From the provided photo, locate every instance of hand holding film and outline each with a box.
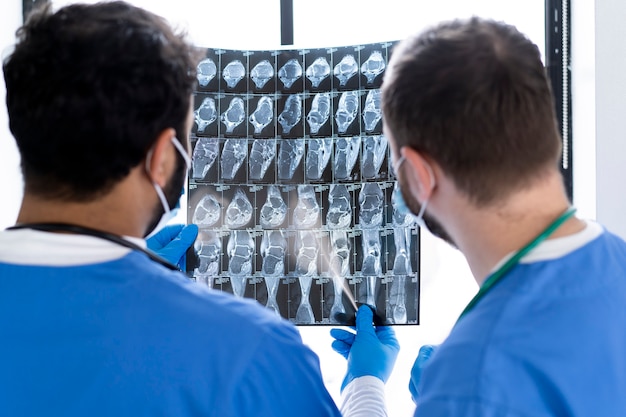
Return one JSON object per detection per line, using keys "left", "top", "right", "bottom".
{"left": 330, "top": 305, "right": 400, "bottom": 391}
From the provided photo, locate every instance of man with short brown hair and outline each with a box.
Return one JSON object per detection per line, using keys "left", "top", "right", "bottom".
{"left": 337, "top": 17, "right": 626, "bottom": 416}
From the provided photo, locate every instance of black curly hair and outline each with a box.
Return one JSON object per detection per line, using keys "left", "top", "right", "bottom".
{"left": 3, "top": 1, "right": 198, "bottom": 201}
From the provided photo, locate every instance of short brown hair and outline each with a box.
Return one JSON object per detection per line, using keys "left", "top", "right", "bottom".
{"left": 382, "top": 17, "right": 562, "bottom": 205}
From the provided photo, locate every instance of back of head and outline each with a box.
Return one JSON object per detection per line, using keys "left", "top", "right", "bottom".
{"left": 3, "top": 1, "right": 198, "bottom": 201}
{"left": 382, "top": 17, "right": 562, "bottom": 206}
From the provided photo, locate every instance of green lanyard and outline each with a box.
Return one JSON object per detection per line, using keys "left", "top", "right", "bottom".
{"left": 457, "top": 207, "right": 577, "bottom": 322}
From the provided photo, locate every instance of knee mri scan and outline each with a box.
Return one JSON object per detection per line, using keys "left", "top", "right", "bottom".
{"left": 187, "top": 42, "right": 419, "bottom": 325}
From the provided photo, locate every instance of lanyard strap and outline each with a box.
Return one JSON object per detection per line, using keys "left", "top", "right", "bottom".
{"left": 457, "top": 207, "right": 577, "bottom": 322}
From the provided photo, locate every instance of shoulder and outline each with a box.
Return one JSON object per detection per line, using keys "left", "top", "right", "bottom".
{"left": 593, "top": 225, "right": 626, "bottom": 256}
{"left": 418, "top": 225, "right": 626, "bottom": 416}
{"left": 120, "top": 253, "right": 325, "bottom": 379}
{"left": 417, "top": 331, "right": 547, "bottom": 416}
{"left": 114, "top": 254, "right": 343, "bottom": 415}
{"left": 120, "top": 251, "right": 296, "bottom": 337}
{"left": 160, "top": 275, "right": 341, "bottom": 416}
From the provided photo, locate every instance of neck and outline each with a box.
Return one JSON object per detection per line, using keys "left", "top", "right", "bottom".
{"left": 15, "top": 166, "right": 157, "bottom": 238}
{"left": 439, "top": 171, "right": 585, "bottom": 285}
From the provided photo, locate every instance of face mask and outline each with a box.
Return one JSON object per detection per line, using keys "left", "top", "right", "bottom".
{"left": 145, "top": 137, "right": 191, "bottom": 238}
{"left": 392, "top": 155, "right": 435, "bottom": 234}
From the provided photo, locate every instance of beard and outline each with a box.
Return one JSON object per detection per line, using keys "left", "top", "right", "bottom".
{"left": 398, "top": 177, "right": 457, "bottom": 248}
{"left": 144, "top": 152, "right": 187, "bottom": 237}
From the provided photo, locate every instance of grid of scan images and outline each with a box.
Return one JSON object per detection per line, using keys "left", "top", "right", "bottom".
{"left": 186, "top": 41, "right": 420, "bottom": 325}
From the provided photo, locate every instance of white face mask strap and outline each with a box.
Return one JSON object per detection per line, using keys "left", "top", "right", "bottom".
{"left": 423, "top": 162, "right": 436, "bottom": 193}
{"left": 393, "top": 154, "right": 436, "bottom": 197}
{"left": 416, "top": 195, "right": 429, "bottom": 219}
{"left": 416, "top": 163, "right": 436, "bottom": 218}
{"left": 145, "top": 136, "right": 191, "bottom": 174}
{"left": 145, "top": 147, "right": 155, "bottom": 177}
{"left": 392, "top": 155, "right": 406, "bottom": 175}
{"left": 153, "top": 181, "right": 170, "bottom": 215}
{"left": 144, "top": 140, "right": 179, "bottom": 216}
{"left": 142, "top": 136, "right": 190, "bottom": 238}
{"left": 171, "top": 136, "right": 191, "bottom": 171}
{"left": 393, "top": 153, "right": 437, "bottom": 228}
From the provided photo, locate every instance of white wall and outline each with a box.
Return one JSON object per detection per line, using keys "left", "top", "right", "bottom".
{"left": 0, "top": 1, "right": 23, "bottom": 229}
{"left": 571, "top": 0, "right": 596, "bottom": 221}
{"left": 293, "top": 0, "right": 545, "bottom": 55}
{"left": 595, "top": 0, "right": 626, "bottom": 240}
{"left": 52, "top": 0, "right": 281, "bottom": 49}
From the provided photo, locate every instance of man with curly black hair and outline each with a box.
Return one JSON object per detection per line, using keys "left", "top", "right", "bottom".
{"left": 0, "top": 3, "right": 368, "bottom": 415}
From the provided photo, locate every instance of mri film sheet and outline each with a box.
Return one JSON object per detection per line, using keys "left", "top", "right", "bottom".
{"left": 187, "top": 41, "right": 419, "bottom": 325}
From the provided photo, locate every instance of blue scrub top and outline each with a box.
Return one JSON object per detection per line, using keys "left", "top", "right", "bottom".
{"left": 415, "top": 229, "right": 626, "bottom": 416}
{"left": 0, "top": 250, "right": 341, "bottom": 417}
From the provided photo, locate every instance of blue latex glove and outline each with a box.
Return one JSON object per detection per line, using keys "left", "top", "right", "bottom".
{"left": 146, "top": 224, "right": 198, "bottom": 270}
{"left": 409, "top": 344, "right": 437, "bottom": 404}
{"left": 330, "top": 305, "right": 400, "bottom": 391}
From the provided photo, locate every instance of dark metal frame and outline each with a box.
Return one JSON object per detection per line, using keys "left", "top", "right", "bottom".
{"left": 23, "top": 0, "right": 48, "bottom": 22}
{"left": 280, "top": 0, "right": 294, "bottom": 46}
{"left": 545, "top": 0, "right": 573, "bottom": 200}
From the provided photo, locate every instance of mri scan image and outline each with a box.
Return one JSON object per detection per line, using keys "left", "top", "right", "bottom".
{"left": 194, "top": 97, "right": 218, "bottom": 135}
{"left": 305, "top": 56, "right": 331, "bottom": 89}
{"left": 249, "top": 96, "right": 274, "bottom": 135}
{"left": 188, "top": 41, "right": 418, "bottom": 326}
{"left": 192, "top": 137, "right": 219, "bottom": 180}
{"left": 197, "top": 51, "right": 220, "bottom": 91}
{"left": 249, "top": 138, "right": 276, "bottom": 180}
{"left": 221, "top": 97, "right": 246, "bottom": 135}
{"left": 250, "top": 60, "right": 274, "bottom": 89}
{"left": 278, "top": 94, "right": 303, "bottom": 136}
{"left": 361, "top": 50, "right": 386, "bottom": 85}
{"left": 278, "top": 58, "right": 303, "bottom": 89}
{"left": 223, "top": 60, "right": 246, "bottom": 89}
{"left": 334, "top": 54, "right": 359, "bottom": 87}
{"left": 306, "top": 93, "right": 331, "bottom": 135}
{"left": 197, "top": 58, "right": 217, "bottom": 87}
{"left": 335, "top": 91, "right": 360, "bottom": 134}
{"left": 221, "top": 138, "right": 247, "bottom": 180}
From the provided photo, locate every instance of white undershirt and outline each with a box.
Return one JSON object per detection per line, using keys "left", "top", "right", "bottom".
{"left": 0, "top": 229, "right": 145, "bottom": 266}
{"left": 490, "top": 219, "right": 603, "bottom": 273}
{"left": 341, "top": 376, "right": 388, "bottom": 417}
{"left": 519, "top": 219, "right": 603, "bottom": 262}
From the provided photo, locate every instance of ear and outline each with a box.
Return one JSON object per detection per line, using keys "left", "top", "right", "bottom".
{"left": 145, "top": 128, "right": 176, "bottom": 188}
{"left": 400, "top": 146, "right": 436, "bottom": 202}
